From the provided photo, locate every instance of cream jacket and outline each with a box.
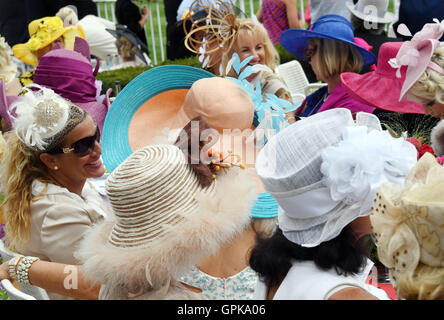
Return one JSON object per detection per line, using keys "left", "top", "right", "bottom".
{"left": 20, "top": 179, "right": 110, "bottom": 265}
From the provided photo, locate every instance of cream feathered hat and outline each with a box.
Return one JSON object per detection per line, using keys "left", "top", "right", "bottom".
{"left": 76, "top": 141, "right": 257, "bottom": 299}
{"left": 370, "top": 152, "right": 444, "bottom": 297}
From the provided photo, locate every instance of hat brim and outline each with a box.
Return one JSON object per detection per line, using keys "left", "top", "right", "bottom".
{"left": 12, "top": 25, "right": 84, "bottom": 66}
{"left": 106, "top": 26, "right": 148, "bottom": 65}
{"left": 341, "top": 71, "right": 424, "bottom": 114}
{"left": 280, "top": 28, "right": 377, "bottom": 66}
{"left": 345, "top": 1, "right": 396, "bottom": 24}
{"left": 101, "top": 65, "right": 215, "bottom": 173}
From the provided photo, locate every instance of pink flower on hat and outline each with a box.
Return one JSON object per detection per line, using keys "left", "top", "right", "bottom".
{"left": 437, "top": 155, "right": 444, "bottom": 165}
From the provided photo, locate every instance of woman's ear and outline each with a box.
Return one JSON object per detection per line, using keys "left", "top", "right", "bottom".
{"left": 39, "top": 153, "right": 59, "bottom": 171}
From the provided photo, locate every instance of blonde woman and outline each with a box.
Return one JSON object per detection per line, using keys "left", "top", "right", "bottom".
{"left": 388, "top": 20, "right": 444, "bottom": 157}
{"left": 184, "top": 1, "right": 292, "bottom": 101}
{"left": 0, "top": 86, "right": 109, "bottom": 296}
{"left": 280, "top": 14, "right": 376, "bottom": 118}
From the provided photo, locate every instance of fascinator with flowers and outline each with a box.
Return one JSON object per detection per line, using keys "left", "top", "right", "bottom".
{"left": 256, "top": 108, "right": 418, "bottom": 247}
{"left": 12, "top": 16, "right": 85, "bottom": 66}
{"left": 8, "top": 84, "right": 86, "bottom": 152}
{"left": 370, "top": 153, "right": 444, "bottom": 299}
{"left": 388, "top": 19, "right": 444, "bottom": 101}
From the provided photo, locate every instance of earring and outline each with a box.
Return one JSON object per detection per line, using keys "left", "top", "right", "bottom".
{"left": 54, "top": 166, "right": 59, "bottom": 170}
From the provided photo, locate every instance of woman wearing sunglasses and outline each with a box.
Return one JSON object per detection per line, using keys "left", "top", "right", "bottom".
{"left": 280, "top": 14, "right": 377, "bottom": 119}
{"left": 1, "top": 85, "right": 109, "bottom": 298}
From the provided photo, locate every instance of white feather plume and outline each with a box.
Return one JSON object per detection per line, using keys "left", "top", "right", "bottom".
{"left": 9, "top": 84, "right": 71, "bottom": 151}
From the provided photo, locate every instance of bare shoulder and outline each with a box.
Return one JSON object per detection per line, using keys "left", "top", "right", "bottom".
{"left": 328, "top": 287, "right": 379, "bottom": 300}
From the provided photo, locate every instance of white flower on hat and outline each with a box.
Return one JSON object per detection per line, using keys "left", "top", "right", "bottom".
{"left": 9, "top": 84, "right": 70, "bottom": 151}
{"left": 321, "top": 126, "right": 417, "bottom": 206}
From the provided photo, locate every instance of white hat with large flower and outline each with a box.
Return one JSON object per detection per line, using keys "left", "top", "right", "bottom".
{"left": 255, "top": 108, "right": 418, "bottom": 247}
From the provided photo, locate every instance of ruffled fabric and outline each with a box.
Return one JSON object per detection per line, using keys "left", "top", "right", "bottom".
{"left": 321, "top": 126, "right": 417, "bottom": 206}
{"left": 370, "top": 153, "right": 444, "bottom": 286}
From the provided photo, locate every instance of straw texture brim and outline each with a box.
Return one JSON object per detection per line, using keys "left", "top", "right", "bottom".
{"left": 101, "top": 65, "right": 214, "bottom": 173}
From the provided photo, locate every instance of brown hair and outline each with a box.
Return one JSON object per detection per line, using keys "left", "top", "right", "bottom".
{"left": 309, "top": 38, "right": 363, "bottom": 80}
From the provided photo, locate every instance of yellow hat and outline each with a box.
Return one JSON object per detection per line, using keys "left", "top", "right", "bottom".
{"left": 12, "top": 16, "right": 85, "bottom": 66}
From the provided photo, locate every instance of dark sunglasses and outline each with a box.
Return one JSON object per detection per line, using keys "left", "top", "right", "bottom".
{"left": 47, "top": 127, "right": 100, "bottom": 157}
{"left": 304, "top": 44, "right": 318, "bottom": 62}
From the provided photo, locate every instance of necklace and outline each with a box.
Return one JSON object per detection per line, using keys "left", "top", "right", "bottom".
{"left": 306, "top": 91, "right": 329, "bottom": 117}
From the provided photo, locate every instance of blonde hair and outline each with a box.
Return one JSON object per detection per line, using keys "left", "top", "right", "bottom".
{"left": 252, "top": 217, "right": 278, "bottom": 239}
{"left": 394, "top": 265, "right": 444, "bottom": 300}
{"left": 0, "top": 135, "right": 53, "bottom": 250}
{"left": 310, "top": 38, "right": 363, "bottom": 80}
{"left": 407, "top": 47, "right": 444, "bottom": 105}
{"left": 116, "top": 36, "right": 138, "bottom": 61}
{"left": 184, "top": 1, "right": 279, "bottom": 76}
{"left": 221, "top": 18, "right": 280, "bottom": 75}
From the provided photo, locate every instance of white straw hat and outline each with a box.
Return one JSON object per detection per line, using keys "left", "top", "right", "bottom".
{"left": 76, "top": 143, "right": 257, "bottom": 298}
{"left": 346, "top": 0, "right": 396, "bottom": 24}
{"left": 256, "top": 108, "right": 418, "bottom": 247}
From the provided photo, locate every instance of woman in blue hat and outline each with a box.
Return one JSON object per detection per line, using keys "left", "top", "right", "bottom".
{"left": 280, "top": 14, "right": 377, "bottom": 119}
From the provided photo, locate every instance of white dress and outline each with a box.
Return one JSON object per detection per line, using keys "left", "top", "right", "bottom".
{"left": 254, "top": 258, "right": 391, "bottom": 300}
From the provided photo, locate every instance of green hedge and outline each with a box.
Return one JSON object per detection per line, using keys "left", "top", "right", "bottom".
{"left": 96, "top": 56, "right": 202, "bottom": 94}
{"left": 97, "top": 46, "right": 318, "bottom": 94}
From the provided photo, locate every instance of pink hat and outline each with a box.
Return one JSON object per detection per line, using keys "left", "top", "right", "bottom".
{"left": 341, "top": 41, "right": 424, "bottom": 114}
{"left": 388, "top": 20, "right": 444, "bottom": 101}
{"left": 0, "top": 78, "right": 20, "bottom": 126}
{"left": 33, "top": 37, "right": 111, "bottom": 133}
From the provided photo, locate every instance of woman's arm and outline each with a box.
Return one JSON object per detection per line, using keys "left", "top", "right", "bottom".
{"left": 256, "top": 7, "right": 263, "bottom": 22}
{"left": 329, "top": 287, "right": 379, "bottom": 300}
{"left": 282, "top": 0, "right": 304, "bottom": 29}
{"left": 0, "top": 258, "right": 100, "bottom": 300}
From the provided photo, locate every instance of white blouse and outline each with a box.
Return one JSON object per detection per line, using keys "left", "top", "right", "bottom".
{"left": 254, "top": 258, "right": 391, "bottom": 300}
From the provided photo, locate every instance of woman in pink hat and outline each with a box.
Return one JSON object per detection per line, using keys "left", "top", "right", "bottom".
{"left": 385, "top": 20, "right": 444, "bottom": 157}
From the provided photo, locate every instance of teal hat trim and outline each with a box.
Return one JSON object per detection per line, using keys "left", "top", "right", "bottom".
{"left": 101, "top": 65, "right": 214, "bottom": 173}
{"left": 250, "top": 192, "right": 278, "bottom": 219}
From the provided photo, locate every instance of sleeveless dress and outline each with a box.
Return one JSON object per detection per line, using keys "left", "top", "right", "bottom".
{"left": 254, "top": 258, "right": 391, "bottom": 300}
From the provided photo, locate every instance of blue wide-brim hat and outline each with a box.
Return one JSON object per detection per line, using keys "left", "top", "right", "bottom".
{"left": 101, "top": 65, "right": 214, "bottom": 173}
{"left": 280, "top": 14, "right": 377, "bottom": 66}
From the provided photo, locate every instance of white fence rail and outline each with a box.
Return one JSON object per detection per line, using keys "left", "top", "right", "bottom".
{"left": 93, "top": 0, "right": 305, "bottom": 65}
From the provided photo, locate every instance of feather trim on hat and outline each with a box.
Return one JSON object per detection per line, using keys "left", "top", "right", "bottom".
{"left": 75, "top": 167, "right": 257, "bottom": 298}
{"left": 431, "top": 120, "right": 444, "bottom": 156}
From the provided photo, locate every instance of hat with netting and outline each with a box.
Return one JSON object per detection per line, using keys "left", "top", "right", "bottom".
{"left": 255, "top": 108, "right": 418, "bottom": 247}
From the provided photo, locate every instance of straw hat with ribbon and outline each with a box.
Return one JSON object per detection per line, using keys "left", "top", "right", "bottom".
{"left": 12, "top": 16, "right": 85, "bottom": 66}
{"left": 76, "top": 141, "right": 258, "bottom": 299}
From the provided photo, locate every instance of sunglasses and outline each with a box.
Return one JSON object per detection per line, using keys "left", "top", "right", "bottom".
{"left": 304, "top": 44, "right": 318, "bottom": 62}
{"left": 48, "top": 127, "right": 100, "bottom": 157}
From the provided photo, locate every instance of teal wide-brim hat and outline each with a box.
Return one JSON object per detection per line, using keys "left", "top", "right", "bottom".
{"left": 101, "top": 65, "right": 215, "bottom": 173}
{"left": 280, "top": 14, "right": 377, "bottom": 66}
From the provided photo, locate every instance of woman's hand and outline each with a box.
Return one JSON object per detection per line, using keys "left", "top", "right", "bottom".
{"left": 0, "top": 259, "right": 11, "bottom": 281}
